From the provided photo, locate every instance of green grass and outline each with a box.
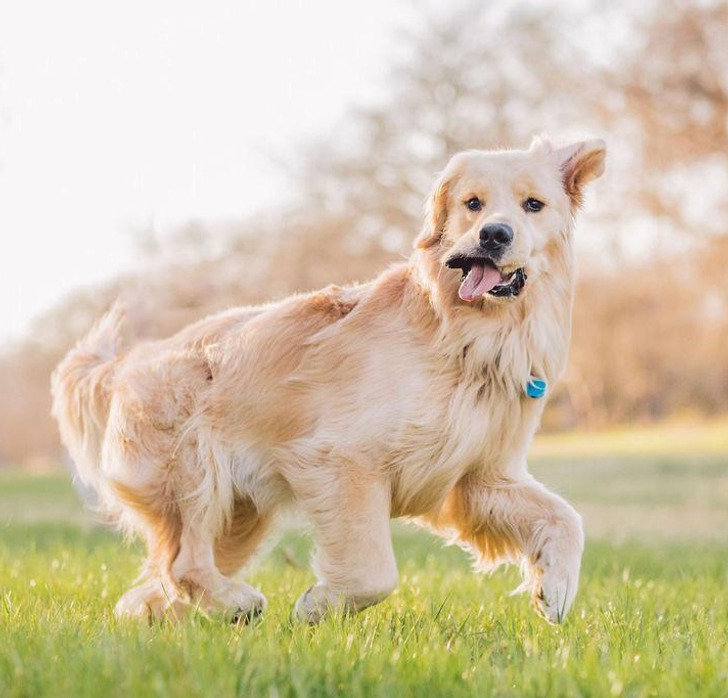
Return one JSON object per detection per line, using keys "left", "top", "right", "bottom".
{"left": 2, "top": 444, "right": 728, "bottom": 697}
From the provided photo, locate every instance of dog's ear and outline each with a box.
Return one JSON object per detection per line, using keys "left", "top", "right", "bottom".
{"left": 414, "top": 167, "right": 454, "bottom": 249}
{"left": 415, "top": 172, "right": 450, "bottom": 250}
{"left": 553, "top": 139, "right": 606, "bottom": 207}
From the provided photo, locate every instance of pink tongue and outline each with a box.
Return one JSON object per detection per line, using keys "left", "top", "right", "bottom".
{"left": 458, "top": 262, "right": 504, "bottom": 301}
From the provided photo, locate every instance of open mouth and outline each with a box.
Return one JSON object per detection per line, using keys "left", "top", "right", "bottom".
{"left": 445, "top": 255, "right": 527, "bottom": 302}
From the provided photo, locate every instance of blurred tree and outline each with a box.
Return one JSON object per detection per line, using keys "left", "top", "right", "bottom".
{"left": 597, "top": 0, "right": 728, "bottom": 243}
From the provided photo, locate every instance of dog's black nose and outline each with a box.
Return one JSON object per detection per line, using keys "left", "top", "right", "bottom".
{"left": 479, "top": 224, "right": 513, "bottom": 253}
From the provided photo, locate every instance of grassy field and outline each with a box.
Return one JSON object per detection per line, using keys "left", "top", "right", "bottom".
{"left": 2, "top": 426, "right": 728, "bottom": 697}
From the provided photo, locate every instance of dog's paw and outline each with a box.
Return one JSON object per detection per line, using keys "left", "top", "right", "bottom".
{"left": 189, "top": 581, "right": 267, "bottom": 622}
{"left": 526, "top": 529, "right": 583, "bottom": 624}
{"left": 293, "top": 584, "right": 333, "bottom": 624}
{"left": 114, "top": 578, "right": 175, "bottom": 621}
{"left": 222, "top": 588, "right": 267, "bottom": 624}
{"left": 231, "top": 603, "right": 264, "bottom": 625}
{"left": 530, "top": 563, "right": 579, "bottom": 624}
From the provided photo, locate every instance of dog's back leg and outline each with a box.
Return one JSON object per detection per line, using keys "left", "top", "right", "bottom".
{"left": 166, "top": 485, "right": 270, "bottom": 622}
{"left": 291, "top": 469, "right": 398, "bottom": 623}
{"left": 111, "top": 478, "right": 184, "bottom": 620}
{"left": 112, "top": 479, "right": 270, "bottom": 622}
{"left": 214, "top": 496, "right": 271, "bottom": 576}
{"left": 170, "top": 521, "right": 268, "bottom": 623}
{"left": 103, "top": 384, "right": 269, "bottom": 621}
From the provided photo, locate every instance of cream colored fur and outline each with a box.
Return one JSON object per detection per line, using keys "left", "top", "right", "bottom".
{"left": 51, "top": 136, "right": 605, "bottom": 624}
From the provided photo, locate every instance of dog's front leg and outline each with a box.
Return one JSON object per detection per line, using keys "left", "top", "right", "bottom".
{"left": 432, "top": 475, "right": 584, "bottom": 623}
{"left": 291, "top": 474, "right": 398, "bottom": 623}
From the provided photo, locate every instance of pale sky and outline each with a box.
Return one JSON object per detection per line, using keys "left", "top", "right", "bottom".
{"left": 0, "top": 0, "right": 412, "bottom": 345}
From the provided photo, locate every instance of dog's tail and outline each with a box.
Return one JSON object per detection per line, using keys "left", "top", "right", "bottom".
{"left": 51, "top": 301, "right": 127, "bottom": 495}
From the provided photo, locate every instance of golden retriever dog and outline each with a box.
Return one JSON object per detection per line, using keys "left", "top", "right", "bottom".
{"left": 51, "top": 136, "right": 605, "bottom": 624}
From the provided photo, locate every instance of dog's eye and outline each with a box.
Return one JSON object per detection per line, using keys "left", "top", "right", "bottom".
{"left": 523, "top": 198, "right": 545, "bottom": 213}
{"left": 465, "top": 197, "right": 482, "bottom": 212}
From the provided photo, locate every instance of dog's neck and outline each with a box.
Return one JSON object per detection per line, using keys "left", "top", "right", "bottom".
{"left": 411, "top": 239, "right": 575, "bottom": 398}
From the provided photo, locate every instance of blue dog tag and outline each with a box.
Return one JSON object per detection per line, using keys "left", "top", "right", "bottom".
{"left": 526, "top": 377, "right": 547, "bottom": 399}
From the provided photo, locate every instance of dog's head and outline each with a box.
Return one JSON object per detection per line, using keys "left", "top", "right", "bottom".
{"left": 415, "top": 137, "right": 606, "bottom": 305}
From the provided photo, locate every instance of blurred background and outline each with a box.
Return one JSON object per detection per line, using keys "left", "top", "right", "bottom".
{"left": 1, "top": 0, "right": 727, "bottom": 477}
{"left": 2, "top": 9, "right": 727, "bottom": 691}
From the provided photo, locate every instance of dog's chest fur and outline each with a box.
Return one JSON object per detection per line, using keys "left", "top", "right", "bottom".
{"left": 390, "top": 299, "right": 570, "bottom": 517}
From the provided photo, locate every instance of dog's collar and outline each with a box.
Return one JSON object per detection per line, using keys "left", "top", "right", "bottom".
{"left": 526, "top": 376, "right": 547, "bottom": 399}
